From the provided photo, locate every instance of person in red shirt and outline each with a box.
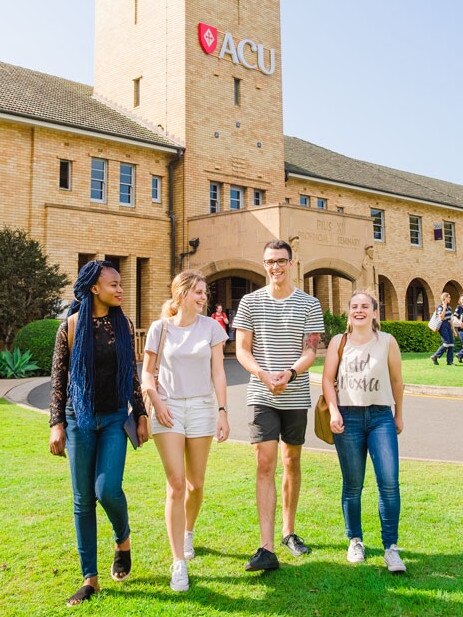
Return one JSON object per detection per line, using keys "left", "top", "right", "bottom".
{"left": 211, "top": 304, "right": 229, "bottom": 332}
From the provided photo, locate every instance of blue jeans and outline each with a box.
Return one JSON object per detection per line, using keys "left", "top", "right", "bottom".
{"left": 434, "top": 320, "right": 454, "bottom": 364}
{"left": 333, "top": 405, "right": 400, "bottom": 549}
{"left": 456, "top": 330, "right": 463, "bottom": 360}
{"left": 65, "top": 406, "right": 130, "bottom": 578}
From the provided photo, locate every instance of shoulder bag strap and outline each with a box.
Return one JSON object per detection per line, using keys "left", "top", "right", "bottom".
{"left": 67, "top": 312, "right": 78, "bottom": 352}
{"left": 334, "top": 333, "right": 347, "bottom": 382}
{"left": 154, "top": 319, "right": 168, "bottom": 377}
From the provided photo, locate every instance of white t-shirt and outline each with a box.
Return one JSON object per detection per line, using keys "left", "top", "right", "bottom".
{"left": 145, "top": 315, "right": 228, "bottom": 399}
{"left": 336, "top": 331, "right": 395, "bottom": 407}
{"left": 233, "top": 287, "right": 324, "bottom": 409}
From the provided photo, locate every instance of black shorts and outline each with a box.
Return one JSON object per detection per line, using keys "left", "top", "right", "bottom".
{"left": 248, "top": 405, "right": 308, "bottom": 445}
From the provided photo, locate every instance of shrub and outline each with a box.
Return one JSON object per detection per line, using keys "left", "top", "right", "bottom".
{"left": 13, "top": 319, "right": 61, "bottom": 375}
{"left": 0, "top": 348, "right": 39, "bottom": 378}
{"left": 321, "top": 310, "right": 347, "bottom": 346}
{"left": 380, "top": 321, "right": 441, "bottom": 352}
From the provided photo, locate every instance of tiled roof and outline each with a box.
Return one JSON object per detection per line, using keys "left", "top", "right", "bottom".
{"left": 284, "top": 136, "right": 463, "bottom": 210}
{"left": 0, "top": 62, "right": 179, "bottom": 150}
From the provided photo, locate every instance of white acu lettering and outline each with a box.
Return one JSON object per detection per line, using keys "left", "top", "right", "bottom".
{"left": 237, "top": 39, "right": 258, "bottom": 69}
{"left": 257, "top": 44, "right": 275, "bottom": 75}
{"left": 219, "top": 32, "right": 239, "bottom": 64}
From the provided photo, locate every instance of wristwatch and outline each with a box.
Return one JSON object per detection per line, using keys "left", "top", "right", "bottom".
{"left": 287, "top": 368, "right": 297, "bottom": 383}
{"left": 218, "top": 406, "right": 227, "bottom": 413}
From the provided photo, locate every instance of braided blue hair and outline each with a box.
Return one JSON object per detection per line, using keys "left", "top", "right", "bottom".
{"left": 68, "top": 260, "right": 133, "bottom": 429}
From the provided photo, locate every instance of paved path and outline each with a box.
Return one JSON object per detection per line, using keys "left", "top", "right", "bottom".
{"left": 2, "top": 359, "right": 462, "bottom": 463}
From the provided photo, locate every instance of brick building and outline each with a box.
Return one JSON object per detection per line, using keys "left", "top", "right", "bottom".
{"left": 1, "top": 0, "right": 462, "bottom": 336}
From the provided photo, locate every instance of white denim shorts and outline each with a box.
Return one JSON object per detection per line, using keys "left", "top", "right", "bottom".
{"left": 151, "top": 394, "right": 216, "bottom": 438}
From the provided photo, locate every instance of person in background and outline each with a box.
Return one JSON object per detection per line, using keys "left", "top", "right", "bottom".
{"left": 234, "top": 240, "right": 324, "bottom": 572}
{"left": 142, "top": 270, "right": 229, "bottom": 593}
{"left": 322, "top": 290, "right": 406, "bottom": 573}
{"left": 211, "top": 304, "right": 229, "bottom": 332}
{"left": 49, "top": 260, "right": 148, "bottom": 606}
{"left": 431, "top": 292, "right": 454, "bottom": 365}
{"left": 453, "top": 293, "right": 463, "bottom": 363}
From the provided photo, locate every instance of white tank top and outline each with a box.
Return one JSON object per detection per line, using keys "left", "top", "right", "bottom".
{"left": 336, "top": 331, "right": 395, "bottom": 407}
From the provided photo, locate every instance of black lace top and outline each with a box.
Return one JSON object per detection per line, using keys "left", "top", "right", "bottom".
{"left": 49, "top": 315, "right": 146, "bottom": 426}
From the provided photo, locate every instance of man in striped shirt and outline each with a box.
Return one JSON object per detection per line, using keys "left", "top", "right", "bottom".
{"left": 235, "top": 240, "right": 324, "bottom": 572}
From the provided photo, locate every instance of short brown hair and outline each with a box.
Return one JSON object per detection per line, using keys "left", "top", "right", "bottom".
{"left": 263, "top": 240, "right": 292, "bottom": 260}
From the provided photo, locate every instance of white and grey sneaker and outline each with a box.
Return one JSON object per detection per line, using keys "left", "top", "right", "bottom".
{"left": 384, "top": 544, "right": 406, "bottom": 573}
{"left": 170, "top": 559, "right": 189, "bottom": 591}
{"left": 347, "top": 538, "right": 365, "bottom": 563}
{"left": 184, "top": 531, "right": 195, "bottom": 561}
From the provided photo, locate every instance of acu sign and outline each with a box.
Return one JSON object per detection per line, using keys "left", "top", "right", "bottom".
{"left": 198, "top": 23, "right": 276, "bottom": 76}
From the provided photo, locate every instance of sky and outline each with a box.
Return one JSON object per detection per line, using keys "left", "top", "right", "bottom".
{"left": 1, "top": 0, "right": 462, "bottom": 185}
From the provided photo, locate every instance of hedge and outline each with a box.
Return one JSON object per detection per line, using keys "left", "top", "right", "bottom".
{"left": 13, "top": 319, "right": 61, "bottom": 375}
{"left": 322, "top": 311, "right": 448, "bottom": 353}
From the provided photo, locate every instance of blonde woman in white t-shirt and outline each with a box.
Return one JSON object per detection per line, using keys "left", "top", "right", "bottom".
{"left": 142, "top": 270, "right": 229, "bottom": 592}
{"left": 322, "top": 291, "right": 406, "bottom": 573}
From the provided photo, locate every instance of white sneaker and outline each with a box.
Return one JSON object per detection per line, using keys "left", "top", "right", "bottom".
{"left": 384, "top": 544, "right": 406, "bottom": 573}
{"left": 184, "top": 531, "right": 195, "bottom": 561}
{"left": 347, "top": 538, "right": 365, "bottom": 563}
{"left": 170, "top": 559, "right": 189, "bottom": 591}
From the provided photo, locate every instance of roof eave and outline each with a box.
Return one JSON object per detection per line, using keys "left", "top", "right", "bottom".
{"left": 286, "top": 169, "right": 463, "bottom": 212}
{"left": 0, "top": 110, "right": 182, "bottom": 154}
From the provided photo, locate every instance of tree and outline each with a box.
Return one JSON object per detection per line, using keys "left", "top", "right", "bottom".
{"left": 0, "top": 227, "right": 69, "bottom": 346}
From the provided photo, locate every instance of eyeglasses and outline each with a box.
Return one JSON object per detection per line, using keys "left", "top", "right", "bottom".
{"left": 263, "top": 258, "right": 290, "bottom": 267}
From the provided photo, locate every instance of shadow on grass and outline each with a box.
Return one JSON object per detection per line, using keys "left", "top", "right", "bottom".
{"left": 102, "top": 550, "right": 463, "bottom": 617}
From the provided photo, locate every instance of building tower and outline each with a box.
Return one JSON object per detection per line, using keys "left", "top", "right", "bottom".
{"left": 94, "top": 0, "right": 286, "bottom": 248}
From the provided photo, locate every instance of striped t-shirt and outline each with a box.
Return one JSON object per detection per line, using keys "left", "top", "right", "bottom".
{"left": 233, "top": 287, "right": 324, "bottom": 409}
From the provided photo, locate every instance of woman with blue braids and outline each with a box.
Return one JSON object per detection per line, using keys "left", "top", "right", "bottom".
{"left": 49, "top": 260, "right": 149, "bottom": 606}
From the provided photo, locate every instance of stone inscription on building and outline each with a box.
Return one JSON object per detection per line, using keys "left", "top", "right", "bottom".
{"left": 298, "top": 218, "right": 361, "bottom": 248}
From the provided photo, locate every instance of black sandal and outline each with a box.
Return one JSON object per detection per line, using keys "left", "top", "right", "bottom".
{"left": 111, "top": 549, "right": 131, "bottom": 582}
{"left": 66, "top": 584, "right": 97, "bottom": 606}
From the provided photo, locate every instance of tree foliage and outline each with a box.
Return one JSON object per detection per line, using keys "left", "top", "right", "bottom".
{"left": 0, "top": 227, "right": 69, "bottom": 346}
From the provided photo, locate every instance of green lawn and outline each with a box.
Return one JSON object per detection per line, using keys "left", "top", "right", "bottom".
{"left": 1, "top": 399, "right": 463, "bottom": 617}
{"left": 311, "top": 353, "right": 463, "bottom": 387}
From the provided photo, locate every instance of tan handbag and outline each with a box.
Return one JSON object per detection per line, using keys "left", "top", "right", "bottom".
{"left": 142, "top": 319, "right": 168, "bottom": 436}
{"left": 314, "top": 333, "right": 347, "bottom": 444}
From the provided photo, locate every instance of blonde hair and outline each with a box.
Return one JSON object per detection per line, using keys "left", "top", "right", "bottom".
{"left": 347, "top": 289, "right": 380, "bottom": 333}
{"left": 161, "top": 269, "right": 207, "bottom": 318}
{"left": 441, "top": 292, "right": 451, "bottom": 303}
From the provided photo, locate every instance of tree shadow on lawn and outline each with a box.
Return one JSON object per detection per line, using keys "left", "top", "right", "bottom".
{"left": 105, "top": 550, "right": 463, "bottom": 617}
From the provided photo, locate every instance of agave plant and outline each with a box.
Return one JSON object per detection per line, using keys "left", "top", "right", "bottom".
{"left": 0, "top": 348, "right": 39, "bottom": 378}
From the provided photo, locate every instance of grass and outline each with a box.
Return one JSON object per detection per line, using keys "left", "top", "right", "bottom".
{"left": 311, "top": 353, "right": 463, "bottom": 387}
{"left": 1, "top": 399, "right": 463, "bottom": 617}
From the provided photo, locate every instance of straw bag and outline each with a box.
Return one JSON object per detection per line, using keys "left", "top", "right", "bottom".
{"left": 314, "top": 333, "right": 347, "bottom": 445}
{"left": 142, "top": 319, "right": 168, "bottom": 437}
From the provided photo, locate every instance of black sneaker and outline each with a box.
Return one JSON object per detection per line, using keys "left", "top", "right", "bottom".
{"left": 245, "top": 547, "right": 280, "bottom": 571}
{"left": 458, "top": 356, "right": 463, "bottom": 363}
{"left": 431, "top": 356, "right": 439, "bottom": 365}
{"left": 282, "top": 533, "right": 311, "bottom": 557}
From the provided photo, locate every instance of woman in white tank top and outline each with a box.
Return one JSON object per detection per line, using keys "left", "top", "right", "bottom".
{"left": 322, "top": 291, "right": 406, "bottom": 573}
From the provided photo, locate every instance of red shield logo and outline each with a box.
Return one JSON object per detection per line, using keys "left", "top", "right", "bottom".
{"left": 198, "top": 23, "right": 218, "bottom": 54}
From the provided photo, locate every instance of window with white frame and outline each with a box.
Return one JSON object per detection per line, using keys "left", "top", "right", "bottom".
{"left": 230, "top": 185, "right": 244, "bottom": 210}
{"left": 444, "top": 221, "right": 455, "bottom": 250}
{"left": 151, "top": 175, "right": 162, "bottom": 203}
{"left": 120, "top": 163, "right": 135, "bottom": 206}
{"left": 370, "top": 208, "right": 385, "bottom": 241}
{"left": 210, "top": 182, "right": 221, "bottom": 213}
{"left": 317, "top": 197, "right": 327, "bottom": 209}
{"left": 59, "top": 160, "right": 71, "bottom": 190}
{"left": 254, "top": 189, "right": 264, "bottom": 206}
{"left": 409, "top": 215, "right": 422, "bottom": 246}
{"left": 90, "top": 158, "right": 107, "bottom": 202}
{"left": 299, "top": 195, "right": 310, "bottom": 207}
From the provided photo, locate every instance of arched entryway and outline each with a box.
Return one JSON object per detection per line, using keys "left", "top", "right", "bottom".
{"left": 305, "top": 259, "right": 358, "bottom": 315}
{"left": 378, "top": 275, "right": 399, "bottom": 321}
{"left": 406, "top": 278, "right": 432, "bottom": 321}
{"left": 443, "top": 280, "right": 463, "bottom": 308}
